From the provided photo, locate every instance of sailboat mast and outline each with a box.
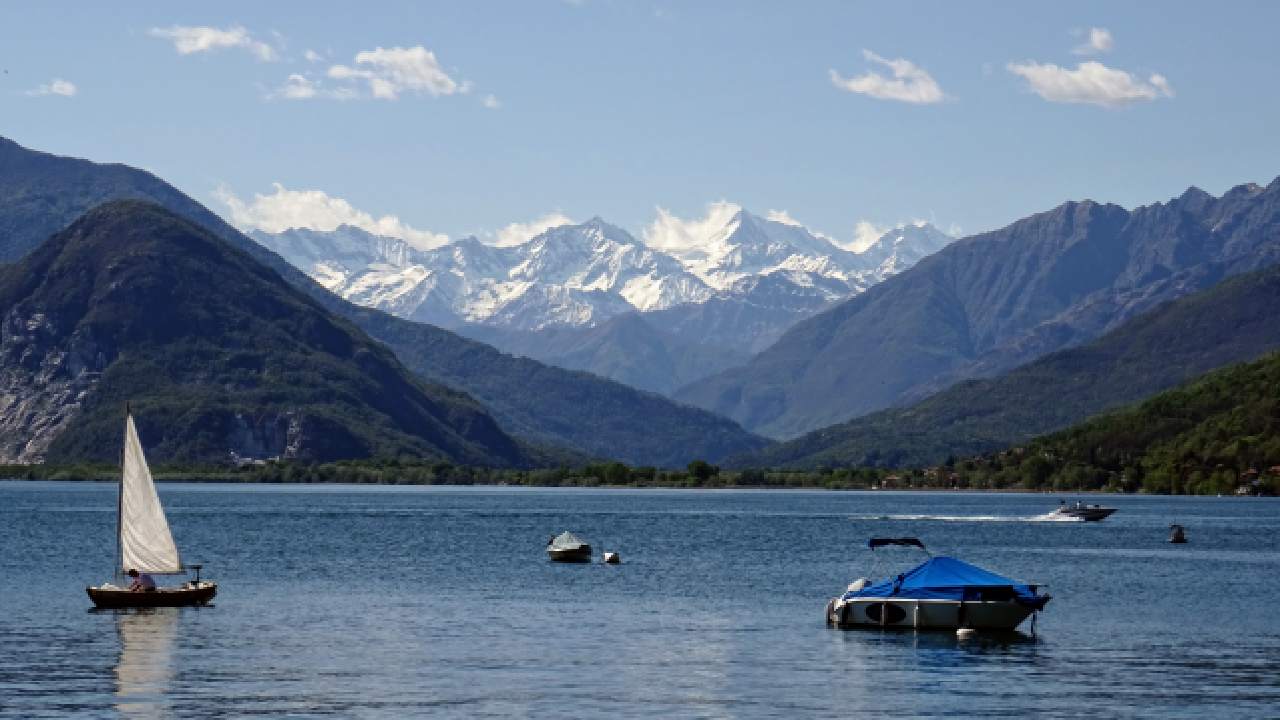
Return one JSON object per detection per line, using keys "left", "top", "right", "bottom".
{"left": 114, "top": 403, "right": 128, "bottom": 582}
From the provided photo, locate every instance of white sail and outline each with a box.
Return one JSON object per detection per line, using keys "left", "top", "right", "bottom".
{"left": 119, "top": 414, "right": 182, "bottom": 574}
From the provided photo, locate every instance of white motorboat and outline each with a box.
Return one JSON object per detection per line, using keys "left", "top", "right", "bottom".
{"left": 826, "top": 538, "right": 1050, "bottom": 631}
{"left": 546, "top": 531, "right": 592, "bottom": 562}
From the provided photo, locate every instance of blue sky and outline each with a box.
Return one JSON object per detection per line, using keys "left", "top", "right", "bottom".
{"left": 3, "top": 1, "right": 1279, "bottom": 249}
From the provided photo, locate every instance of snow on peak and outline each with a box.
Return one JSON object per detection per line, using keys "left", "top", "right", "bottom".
{"left": 252, "top": 205, "right": 952, "bottom": 333}
{"left": 857, "top": 222, "right": 953, "bottom": 275}
{"left": 642, "top": 205, "right": 863, "bottom": 291}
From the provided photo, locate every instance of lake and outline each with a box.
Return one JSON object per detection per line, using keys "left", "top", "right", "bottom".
{"left": 1, "top": 482, "right": 1277, "bottom": 718}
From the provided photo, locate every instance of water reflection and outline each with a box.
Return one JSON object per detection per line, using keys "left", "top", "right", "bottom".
{"left": 112, "top": 609, "right": 179, "bottom": 719}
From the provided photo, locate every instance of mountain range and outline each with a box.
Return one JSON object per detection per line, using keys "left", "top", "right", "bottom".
{"left": 5, "top": 134, "right": 1278, "bottom": 477}
{"left": 0, "top": 201, "right": 536, "bottom": 466}
{"left": 0, "top": 136, "right": 765, "bottom": 467}
{"left": 250, "top": 213, "right": 951, "bottom": 393}
{"left": 679, "top": 179, "right": 1280, "bottom": 438}
{"left": 735, "top": 260, "right": 1280, "bottom": 468}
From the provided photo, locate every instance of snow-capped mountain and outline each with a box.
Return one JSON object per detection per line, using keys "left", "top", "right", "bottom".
{"left": 251, "top": 211, "right": 951, "bottom": 392}
{"left": 857, "top": 222, "right": 953, "bottom": 277}
{"left": 663, "top": 209, "right": 870, "bottom": 293}
{"left": 254, "top": 218, "right": 718, "bottom": 331}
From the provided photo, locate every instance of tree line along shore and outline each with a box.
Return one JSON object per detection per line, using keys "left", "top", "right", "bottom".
{"left": 4, "top": 452, "right": 1276, "bottom": 496}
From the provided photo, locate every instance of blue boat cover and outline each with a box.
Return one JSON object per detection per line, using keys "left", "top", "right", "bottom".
{"left": 844, "top": 556, "right": 1044, "bottom": 605}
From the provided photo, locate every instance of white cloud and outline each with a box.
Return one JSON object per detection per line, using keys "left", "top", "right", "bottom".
{"left": 304, "top": 49, "right": 323, "bottom": 63}
{"left": 327, "top": 45, "right": 467, "bottom": 100}
{"left": 26, "top": 78, "right": 77, "bottom": 97}
{"left": 274, "top": 74, "right": 318, "bottom": 99}
{"left": 267, "top": 73, "right": 357, "bottom": 101}
{"left": 642, "top": 201, "right": 742, "bottom": 253}
{"left": 1007, "top": 60, "right": 1173, "bottom": 107}
{"left": 765, "top": 209, "right": 802, "bottom": 226}
{"left": 843, "top": 220, "right": 888, "bottom": 253}
{"left": 830, "top": 50, "right": 945, "bottom": 104}
{"left": 482, "top": 94, "right": 501, "bottom": 109}
{"left": 1072, "top": 27, "right": 1114, "bottom": 55}
{"left": 490, "top": 212, "right": 575, "bottom": 247}
{"left": 215, "top": 183, "right": 448, "bottom": 250}
{"left": 149, "top": 25, "right": 277, "bottom": 61}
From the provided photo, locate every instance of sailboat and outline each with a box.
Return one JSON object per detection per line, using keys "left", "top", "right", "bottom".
{"left": 87, "top": 408, "right": 217, "bottom": 609}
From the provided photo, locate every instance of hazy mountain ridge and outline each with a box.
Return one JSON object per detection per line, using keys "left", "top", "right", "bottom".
{"left": 678, "top": 178, "right": 1280, "bottom": 438}
{"left": 458, "top": 314, "right": 752, "bottom": 395}
{"left": 732, "top": 260, "right": 1280, "bottom": 468}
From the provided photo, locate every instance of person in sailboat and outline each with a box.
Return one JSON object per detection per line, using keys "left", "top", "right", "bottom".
{"left": 127, "top": 569, "right": 156, "bottom": 592}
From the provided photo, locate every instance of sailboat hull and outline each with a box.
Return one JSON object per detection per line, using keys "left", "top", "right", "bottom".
{"left": 87, "top": 582, "right": 217, "bottom": 609}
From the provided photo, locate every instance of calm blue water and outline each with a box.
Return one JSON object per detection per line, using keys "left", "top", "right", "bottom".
{"left": 1, "top": 482, "right": 1277, "bottom": 719}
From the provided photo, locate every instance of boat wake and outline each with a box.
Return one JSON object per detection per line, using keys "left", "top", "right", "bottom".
{"left": 851, "top": 513, "right": 1084, "bottom": 523}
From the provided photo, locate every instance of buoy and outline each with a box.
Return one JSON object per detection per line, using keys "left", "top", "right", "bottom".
{"left": 603, "top": 551, "right": 620, "bottom": 564}
{"left": 956, "top": 628, "right": 977, "bottom": 639}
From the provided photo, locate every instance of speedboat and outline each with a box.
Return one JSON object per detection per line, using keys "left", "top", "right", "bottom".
{"left": 546, "top": 531, "right": 592, "bottom": 562}
{"left": 1050, "top": 500, "right": 1117, "bottom": 521}
{"left": 826, "top": 538, "right": 1050, "bottom": 631}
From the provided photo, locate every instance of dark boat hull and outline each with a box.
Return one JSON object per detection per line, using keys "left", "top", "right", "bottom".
{"left": 826, "top": 597, "right": 1045, "bottom": 630}
{"left": 547, "top": 546, "right": 592, "bottom": 562}
{"left": 87, "top": 583, "right": 217, "bottom": 608}
{"left": 1053, "top": 507, "right": 1117, "bottom": 521}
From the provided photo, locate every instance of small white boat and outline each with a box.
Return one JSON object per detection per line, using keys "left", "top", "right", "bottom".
{"left": 87, "top": 408, "right": 217, "bottom": 608}
{"left": 546, "top": 531, "right": 592, "bottom": 562}
{"left": 602, "top": 551, "right": 620, "bottom": 564}
{"left": 826, "top": 538, "right": 1049, "bottom": 631}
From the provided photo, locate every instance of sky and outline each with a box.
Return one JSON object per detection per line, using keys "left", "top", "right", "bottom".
{"left": 3, "top": 1, "right": 1279, "bottom": 250}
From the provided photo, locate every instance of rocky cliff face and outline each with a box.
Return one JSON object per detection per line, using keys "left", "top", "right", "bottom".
{"left": 0, "top": 311, "right": 106, "bottom": 461}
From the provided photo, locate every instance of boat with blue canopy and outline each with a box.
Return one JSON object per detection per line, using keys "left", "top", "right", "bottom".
{"left": 826, "top": 538, "right": 1049, "bottom": 631}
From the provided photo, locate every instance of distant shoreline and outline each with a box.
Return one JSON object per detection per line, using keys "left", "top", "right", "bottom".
{"left": 0, "top": 476, "right": 1224, "bottom": 496}
{"left": 3, "top": 461, "right": 1268, "bottom": 496}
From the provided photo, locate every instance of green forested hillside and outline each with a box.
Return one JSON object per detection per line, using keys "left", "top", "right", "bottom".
{"left": 736, "top": 262, "right": 1280, "bottom": 469}
{"left": 964, "top": 350, "right": 1280, "bottom": 495}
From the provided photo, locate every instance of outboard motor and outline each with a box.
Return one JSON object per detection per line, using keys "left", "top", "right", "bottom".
{"left": 828, "top": 578, "right": 873, "bottom": 627}
{"left": 846, "top": 577, "right": 872, "bottom": 593}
